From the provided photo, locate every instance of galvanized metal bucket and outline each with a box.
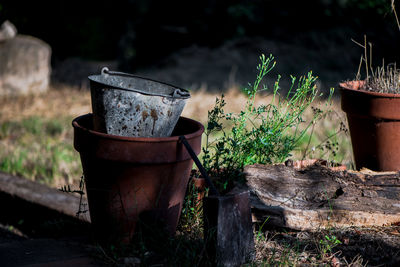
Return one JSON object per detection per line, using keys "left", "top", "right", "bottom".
{"left": 88, "top": 67, "right": 190, "bottom": 137}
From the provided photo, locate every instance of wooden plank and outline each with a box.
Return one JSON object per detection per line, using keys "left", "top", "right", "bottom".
{"left": 244, "top": 161, "right": 400, "bottom": 230}
{"left": 0, "top": 171, "right": 89, "bottom": 222}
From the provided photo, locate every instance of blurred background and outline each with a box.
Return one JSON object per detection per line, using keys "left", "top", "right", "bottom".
{"left": 1, "top": 0, "right": 399, "bottom": 93}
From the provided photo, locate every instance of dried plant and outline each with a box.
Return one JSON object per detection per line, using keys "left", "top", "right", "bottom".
{"left": 353, "top": 36, "right": 400, "bottom": 94}
{"left": 392, "top": 0, "right": 400, "bottom": 31}
{"left": 365, "top": 62, "right": 400, "bottom": 93}
{"left": 351, "top": 2, "right": 400, "bottom": 94}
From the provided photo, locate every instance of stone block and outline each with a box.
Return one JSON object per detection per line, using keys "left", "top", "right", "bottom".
{"left": 0, "top": 34, "right": 51, "bottom": 96}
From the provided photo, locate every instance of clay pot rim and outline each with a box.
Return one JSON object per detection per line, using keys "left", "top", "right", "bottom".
{"left": 339, "top": 80, "right": 400, "bottom": 98}
{"left": 72, "top": 113, "right": 204, "bottom": 143}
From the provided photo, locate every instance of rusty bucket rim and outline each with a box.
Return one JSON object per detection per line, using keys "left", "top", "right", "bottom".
{"left": 72, "top": 113, "right": 204, "bottom": 143}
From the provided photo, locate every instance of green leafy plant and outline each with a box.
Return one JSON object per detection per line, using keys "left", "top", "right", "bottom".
{"left": 202, "top": 54, "right": 333, "bottom": 192}
{"left": 318, "top": 234, "right": 342, "bottom": 256}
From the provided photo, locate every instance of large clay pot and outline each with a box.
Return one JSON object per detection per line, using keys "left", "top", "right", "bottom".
{"left": 72, "top": 114, "right": 204, "bottom": 243}
{"left": 340, "top": 81, "right": 400, "bottom": 171}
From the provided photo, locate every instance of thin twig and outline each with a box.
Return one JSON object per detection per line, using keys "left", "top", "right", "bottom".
{"left": 351, "top": 38, "right": 365, "bottom": 48}
{"left": 357, "top": 56, "right": 363, "bottom": 80}
{"left": 392, "top": 0, "right": 400, "bottom": 32}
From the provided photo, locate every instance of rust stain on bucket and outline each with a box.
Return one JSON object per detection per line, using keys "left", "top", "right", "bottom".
{"left": 151, "top": 109, "right": 158, "bottom": 121}
{"left": 142, "top": 110, "right": 149, "bottom": 121}
{"left": 151, "top": 109, "right": 158, "bottom": 135}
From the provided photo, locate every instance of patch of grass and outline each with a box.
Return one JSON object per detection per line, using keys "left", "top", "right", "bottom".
{"left": 0, "top": 116, "right": 81, "bottom": 186}
{"left": 250, "top": 225, "right": 371, "bottom": 266}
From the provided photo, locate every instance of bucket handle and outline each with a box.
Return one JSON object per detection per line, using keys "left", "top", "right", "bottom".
{"left": 101, "top": 67, "right": 190, "bottom": 98}
{"left": 179, "top": 136, "right": 220, "bottom": 196}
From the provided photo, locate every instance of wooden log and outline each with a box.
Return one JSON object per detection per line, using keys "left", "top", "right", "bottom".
{"left": 0, "top": 171, "right": 89, "bottom": 222}
{"left": 244, "top": 161, "right": 400, "bottom": 230}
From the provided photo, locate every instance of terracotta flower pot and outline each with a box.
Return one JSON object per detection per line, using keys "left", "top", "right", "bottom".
{"left": 340, "top": 81, "right": 400, "bottom": 171}
{"left": 72, "top": 114, "right": 204, "bottom": 243}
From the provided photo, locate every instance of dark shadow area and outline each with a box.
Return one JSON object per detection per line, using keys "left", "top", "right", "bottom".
{"left": 0, "top": 191, "right": 90, "bottom": 239}
{"left": 0, "top": 225, "right": 26, "bottom": 243}
{"left": 0, "top": 191, "right": 104, "bottom": 266}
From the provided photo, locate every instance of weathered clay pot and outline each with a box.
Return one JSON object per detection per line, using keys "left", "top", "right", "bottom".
{"left": 340, "top": 81, "right": 400, "bottom": 171}
{"left": 73, "top": 114, "right": 204, "bottom": 243}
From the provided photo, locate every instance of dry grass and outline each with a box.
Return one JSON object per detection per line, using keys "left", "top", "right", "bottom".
{"left": 0, "top": 85, "right": 256, "bottom": 124}
{"left": 0, "top": 85, "right": 91, "bottom": 121}
{"left": 0, "top": 83, "right": 346, "bottom": 129}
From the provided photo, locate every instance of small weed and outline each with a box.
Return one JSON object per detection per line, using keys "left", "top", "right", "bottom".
{"left": 255, "top": 218, "right": 270, "bottom": 242}
{"left": 318, "top": 234, "right": 342, "bottom": 257}
{"left": 59, "top": 175, "right": 87, "bottom": 218}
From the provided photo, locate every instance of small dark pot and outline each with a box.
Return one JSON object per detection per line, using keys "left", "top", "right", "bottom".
{"left": 73, "top": 114, "right": 204, "bottom": 243}
{"left": 340, "top": 81, "right": 400, "bottom": 171}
